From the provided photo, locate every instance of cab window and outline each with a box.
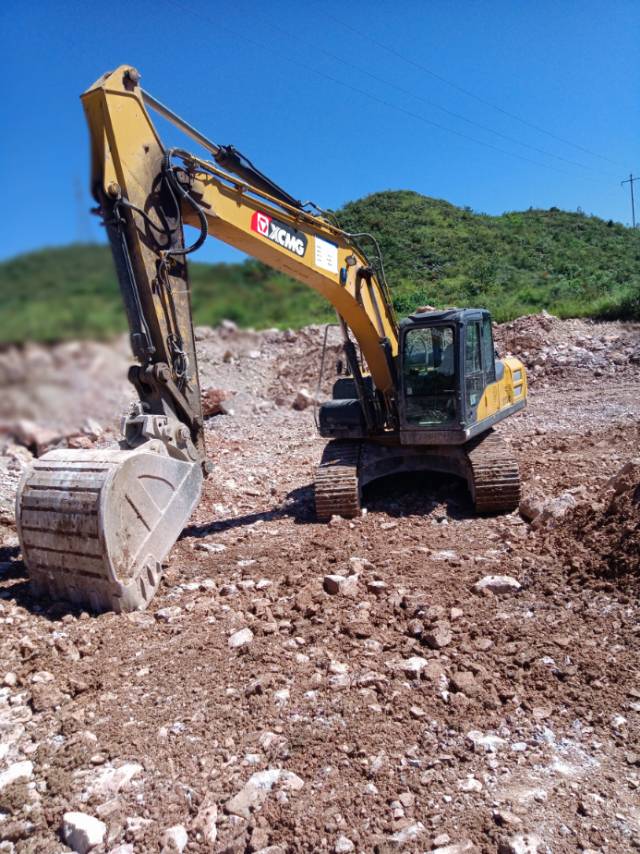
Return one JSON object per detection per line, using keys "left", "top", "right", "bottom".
{"left": 402, "top": 326, "right": 457, "bottom": 426}
{"left": 481, "top": 316, "right": 496, "bottom": 384}
{"left": 465, "top": 322, "right": 484, "bottom": 412}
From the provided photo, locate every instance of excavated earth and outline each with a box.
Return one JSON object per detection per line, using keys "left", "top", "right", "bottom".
{"left": 0, "top": 314, "right": 639, "bottom": 854}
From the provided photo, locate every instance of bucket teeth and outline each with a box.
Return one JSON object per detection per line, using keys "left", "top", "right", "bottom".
{"left": 16, "top": 447, "right": 203, "bottom": 612}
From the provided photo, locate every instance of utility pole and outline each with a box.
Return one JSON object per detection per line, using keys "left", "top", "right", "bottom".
{"left": 621, "top": 173, "right": 638, "bottom": 228}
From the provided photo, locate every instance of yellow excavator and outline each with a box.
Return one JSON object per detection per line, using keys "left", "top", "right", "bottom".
{"left": 15, "top": 66, "right": 527, "bottom": 612}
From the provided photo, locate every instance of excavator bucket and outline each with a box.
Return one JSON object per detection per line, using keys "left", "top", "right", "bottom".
{"left": 15, "top": 446, "right": 203, "bottom": 612}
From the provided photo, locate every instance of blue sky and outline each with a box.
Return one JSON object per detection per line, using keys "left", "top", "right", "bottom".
{"left": 2, "top": 0, "right": 638, "bottom": 265}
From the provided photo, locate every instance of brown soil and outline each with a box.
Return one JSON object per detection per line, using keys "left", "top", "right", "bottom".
{"left": 0, "top": 316, "right": 639, "bottom": 854}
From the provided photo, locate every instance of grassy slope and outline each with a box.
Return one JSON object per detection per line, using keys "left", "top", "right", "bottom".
{"left": 337, "top": 192, "right": 640, "bottom": 322}
{"left": 1, "top": 191, "right": 638, "bottom": 343}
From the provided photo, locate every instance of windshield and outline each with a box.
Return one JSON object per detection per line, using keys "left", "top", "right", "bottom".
{"left": 402, "top": 325, "right": 457, "bottom": 426}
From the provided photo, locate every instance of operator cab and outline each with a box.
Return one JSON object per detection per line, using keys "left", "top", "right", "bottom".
{"left": 398, "top": 308, "right": 501, "bottom": 444}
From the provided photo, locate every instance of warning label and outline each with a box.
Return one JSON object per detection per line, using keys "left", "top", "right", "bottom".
{"left": 314, "top": 236, "right": 339, "bottom": 274}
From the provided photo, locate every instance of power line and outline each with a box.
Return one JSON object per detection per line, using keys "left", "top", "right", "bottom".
{"left": 238, "top": 1, "right": 612, "bottom": 177}
{"left": 311, "top": 2, "right": 623, "bottom": 168}
{"left": 160, "top": 0, "right": 607, "bottom": 182}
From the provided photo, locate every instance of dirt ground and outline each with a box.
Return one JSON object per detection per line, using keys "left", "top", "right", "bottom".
{"left": 0, "top": 315, "right": 639, "bottom": 854}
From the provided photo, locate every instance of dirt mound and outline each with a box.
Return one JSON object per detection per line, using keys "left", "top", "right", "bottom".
{"left": 495, "top": 312, "right": 640, "bottom": 384}
{"left": 543, "top": 459, "right": 640, "bottom": 582}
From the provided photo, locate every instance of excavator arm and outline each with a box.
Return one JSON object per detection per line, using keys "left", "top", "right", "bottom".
{"left": 15, "top": 65, "right": 400, "bottom": 612}
{"left": 85, "top": 65, "right": 399, "bottom": 453}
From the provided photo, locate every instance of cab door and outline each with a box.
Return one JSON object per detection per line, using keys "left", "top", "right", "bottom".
{"left": 480, "top": 314, "right": 499, "bottom": 415}
{"left": 464, "top": 320, "right": 484, "bottom": 424}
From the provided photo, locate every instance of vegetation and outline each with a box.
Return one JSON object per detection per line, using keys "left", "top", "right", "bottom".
{"left": 1, "top": 191, "right": 638, "bottom": 343}
{"left": 337, "top": 192, "right": 640, "bottom": 323}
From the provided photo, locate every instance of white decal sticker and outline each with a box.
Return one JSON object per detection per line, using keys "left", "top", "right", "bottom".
{"left": 315, "top": 236, "right": 338, "bottom": 274}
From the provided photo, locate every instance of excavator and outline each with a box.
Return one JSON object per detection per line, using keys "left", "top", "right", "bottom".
{"left": 15, "top": 66, "right": 527, "bottom": 613}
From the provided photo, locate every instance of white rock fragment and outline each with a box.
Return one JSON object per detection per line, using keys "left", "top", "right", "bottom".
{"left": 162, "top": 824, "right": 188, "bottom": 853}
{"left": 474, "top": 575, "right": 521, "bottom": 594}
{"left": 433, "top": 841, "right": 477, "bottom": 854}
{"left": 62, "top": 811, "right": 107, "bottom": 854}
{"left": 611, "top": 713, "right": 627, "bottom": 729}
{"left": 82, "top": 762, "right": 143, "bottom": 801}
{"left": 498, "top": 835, "right": 542, "bottom": 854}
{"left": 334, "top": 835, "right": 355, "bottom": 853}
{"left": 273, "top": 688, "right": 290, "bottom": 704}
{"left": 0, "top": 760, "right": 33, "bottom": 790}
{"left": 155, "top": 606, "right": 182, "bottom": 622}
{"left": 402, "top": 656, "right": 429, "bottom": 679}
{"left": 323, "top": 574, "right": 359, "bottom": 596}
{"left": 194, "top": 541, "right": 226, "bottom": 553}
{"left": 228, "top": 627, "right": 254, "bottom": 649}
{"left": 458, "top": 775, "right": 483, "bottom": 792}
{"left": 466, "top": 730, "right": 507, "bottom": 753}
{"left": 387, "top": 821, "right": 425, "bottom": 848}
{"left": 226, "top": 769, "right": 304, "bottom": 819}
{"left": 367, "top": 580, "right": 388, "bottom": 596}
{"left": 193, "top": 800, "right": 218, "bottom": 844}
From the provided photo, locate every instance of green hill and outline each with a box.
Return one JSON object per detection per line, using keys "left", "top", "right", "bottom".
{"left": 1, "top": 191, "right": 638, "bottom": 343}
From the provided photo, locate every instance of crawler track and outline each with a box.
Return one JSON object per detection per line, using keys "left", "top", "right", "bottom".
{"left": 467, "top": 430, "right": 521, "bottom": 513}
{"left": 314, "top": 440, "right": 361, "bottom": 520}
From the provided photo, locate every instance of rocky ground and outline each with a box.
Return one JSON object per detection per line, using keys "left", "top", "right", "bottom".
{"left": 0, "top": 314, "right": 639, "bottom": 854}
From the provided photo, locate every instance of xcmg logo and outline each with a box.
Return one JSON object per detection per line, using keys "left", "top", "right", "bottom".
{"left": 251, "top": 211, "right": 307, "bottom": 257}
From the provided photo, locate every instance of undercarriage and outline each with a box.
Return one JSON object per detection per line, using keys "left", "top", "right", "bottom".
{"left": 315, "top": 430, "right": 520, "bottom": 520}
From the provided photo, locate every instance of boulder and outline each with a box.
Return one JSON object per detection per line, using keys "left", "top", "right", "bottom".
{"left": 62, "top": 812, "right": 106, "bottom": 854}
{"left": 473, "top": 575, "right": 521, "bottom": 594}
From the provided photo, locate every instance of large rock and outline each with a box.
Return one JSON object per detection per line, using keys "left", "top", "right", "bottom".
{"left": 0, "top": 761, "right": 33, "bottom": 791}
{"left": 498, "top": 835, "right": 542, "bottom": 854}
{"left": 473, "top": 575, "right": 521, "bottom": 594}
{"left": 161, "top": 824, "right": 188, "bottom": 853}
{"left": 193, "top": 800, "right": 218, "bottom": 845}
{"left": 225, "top": 769, "right": 304, "bottom": 819}
{"left": 2, "top": 419, "right": 61, "bottom": 455}
{"left": 466, "top": 730, "right": 507, "bottom": 753}
{"left": 423, "top": 622, "right": 453, "bottom": 649}
{"left": 80, "top": 762, "right": 143, "bottom": 802}
{"left": 401, "top": 656, "right": 429, "bottom": 679}
{"left": 532, "top": 492, "right": 577, "bottom": 528}
{"left": 62, "top": 812, "right": 107, "bottom": 854}
{"left": 433, "top": 842, "right": 477, "bottom": 854}
{"left": 228, "top": 628, "right": 254, "bottom": 649}
{"left": 292, "top": 389, "right": 316, "bottom": 410}
{"left": 324, "top": 574, "right": 359, "bottom": 597}
{"left": 202, "top": 388, "right": 234, "bottom": 417}
{"left": 387, "top": 822, "right": 425, "bottom": 849}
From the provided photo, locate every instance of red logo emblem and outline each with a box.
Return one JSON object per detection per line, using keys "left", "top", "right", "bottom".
{"left": 251, "top": 211, "right": 271, "bottom": 236}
